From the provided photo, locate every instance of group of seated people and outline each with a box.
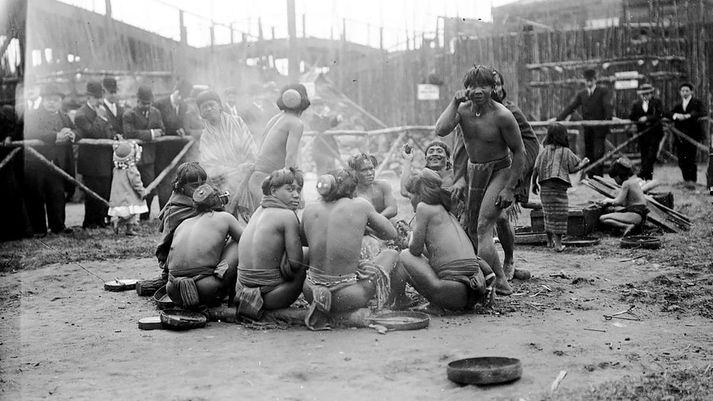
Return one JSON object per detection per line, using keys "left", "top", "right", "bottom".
{"left": 159, "top": 144, "right": 496, "bottom": 330}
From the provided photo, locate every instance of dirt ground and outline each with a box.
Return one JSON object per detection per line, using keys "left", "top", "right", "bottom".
{"left": 1, "top": 165, "right": 712, "bottom": 400}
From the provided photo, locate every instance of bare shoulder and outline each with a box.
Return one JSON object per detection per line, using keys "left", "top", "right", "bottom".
{"left": 354, "top": 196, "right": 376, "bottom": 212}
{"left": 216, "top": 211, "right": 239, "bottom": 223}
{"left": 415, "top": 202, "right": 438, "bottom": 218}
{"left": 374, "top": 179, "right": 392, "bottom": 191}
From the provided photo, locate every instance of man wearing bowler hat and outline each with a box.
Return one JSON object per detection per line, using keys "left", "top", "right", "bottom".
{"left": 122, "top": 85, "right": 165, "bottom": 219}
{"left": 23, "top": 83, "right": 77, "bottom": 236}
{"left": 102, "top": 77, "right": 124, "bottom": 137}
{"left": 75, "top": 80, "right": 115, "bottom": 228}
{"left": 557, "top": 68, "right": 613, "bottom": 177}
{"left": 628, "top": 83, "right": 664, "bottom": 181}
{"left": 154, "top": 79, "right": 193, "bottom": 210}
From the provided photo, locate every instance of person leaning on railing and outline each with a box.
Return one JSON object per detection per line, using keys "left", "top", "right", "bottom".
{"left": 122, "top": 85, "right": 165, "bottom": 220}
{"left": 23, "top": 83, "right": 77, "bottom": 237}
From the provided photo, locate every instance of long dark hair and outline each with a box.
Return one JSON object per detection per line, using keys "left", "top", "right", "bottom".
{"left": 543, "top": 123, "right": 569, "bottom": 148}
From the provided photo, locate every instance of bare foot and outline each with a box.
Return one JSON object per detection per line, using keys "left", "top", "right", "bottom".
{"left": 622, "top": 224, "right": 635, "bottom": 237}
{"left": 503, "top": 259, "right": 515, "bottom": 280}
{"left": 555, "top": 245, "right": 566, "bottom": 252}
{"left": 494, "top": 278, "right": 513, "bottom": 296}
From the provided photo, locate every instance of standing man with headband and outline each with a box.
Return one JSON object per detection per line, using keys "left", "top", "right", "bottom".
{"left": 436, "top": 65, "right": 525, "bottom": 296}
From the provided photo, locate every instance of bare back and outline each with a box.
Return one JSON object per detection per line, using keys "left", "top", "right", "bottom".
{"left": 457, "top": 100, "right": 519, "bottom": 163}
{"left": 256, "top": 112, "right": 304, "bottom": 171}
{"left": 168, "top": 211, "right": 241, "bottom": 271}
{"left": 302, "top": 197, "right": 397, "bottom": 276}
{"left": 410, "top": 203, "right": 477, "bottom": 268}
{"left": 238, "top": 206, "right": 302, "bottom": 269}
{"left": 620, "top": 177, "right": 647, "bottom": 207}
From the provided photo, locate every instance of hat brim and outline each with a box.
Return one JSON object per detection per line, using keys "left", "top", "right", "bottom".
{"left": 636, "top": 89, "right": 654, "bottom": 94}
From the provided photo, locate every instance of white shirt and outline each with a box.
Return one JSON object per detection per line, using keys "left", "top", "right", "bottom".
{"left": 682, "top": 96, "right": 691, "bottom": 111}
{"left": 642, "top": 100, "right": 648, "bottom": 113}
{"left": 104, "top": 99, "right": 117, "bottom": 117}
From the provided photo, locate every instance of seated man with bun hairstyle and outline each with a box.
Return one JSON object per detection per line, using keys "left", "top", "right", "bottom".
{"left": 300, "top": 169, "right": 399, "bottom": 330}
{"left": 392, "top": 169, "right": 494, "bottom": 311}
{"left": 155, "top": 162, "right": 207, "bottom": 280}
{"left": 245, "top": 84, "right": 311, "bottom": 216}
{"left": 166, "top": 184, "right": 242, "bottom": 308}
{"left": 235, "top": 167, "right": 306, "bottom": 320}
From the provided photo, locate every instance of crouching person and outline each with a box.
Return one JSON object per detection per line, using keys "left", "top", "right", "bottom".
{"left": 301, "top": 169, "right": 400, "bottom": 330}
{"left": 166, "top": 184, "right": 241, "bottom": 308}
{"left": 392, "top": 169, "right": 495, "bottom": 311}
{"left": 234, "top": 168, "right": 306, "bottom": 320}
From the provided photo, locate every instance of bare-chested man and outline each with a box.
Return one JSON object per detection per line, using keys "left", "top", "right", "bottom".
{"left": 234, "top": 168, "right": 305, "bottom": 319}
{"left": 301, "top": 169, "right": 399, "bottom": 330}
{"left": 348, "top": 153, "right": 398, "bottom": 219}
{"left": 435, "top": 65, "right": 525, "bottom": 296}
{"left": 166, "top": 184, "right": 242, "bottom": 308}
{"left": 400, "top": 140, "right": 454, "bottom": 199}
{"left": 246, "top": 84, "right": 310, "bottom": 214}
{"left": 393, "top": 169, "right": 494, "bottom": 310}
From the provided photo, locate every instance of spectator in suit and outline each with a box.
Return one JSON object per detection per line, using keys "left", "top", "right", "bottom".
{"left": 122, "top": 85, "right": 165, "bottom": 219}
{"left": 102, "top": 77, "right": 124, "bottom": 136}
{"left": 75, "top": 80, "right": 115, "bottom": 228}
{"left": 628, "top": 83, "right": 664, "bottom": 181}
{"left": 154, "top": 79, "right": 193, "bottom": 210}
{"left": 23, "top": 83, "right": 77, "bottom": 236}
{"left": 557, "top": 68, "right": 613, "bottom": 177}
{"left": 667, "top": 82, "right": 707, "bottom": 189}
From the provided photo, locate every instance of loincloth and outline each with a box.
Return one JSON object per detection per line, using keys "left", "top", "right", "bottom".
{"left": 167, "top": 272, "right": 212, "bottom": 307}
{"left": 465, "top": 155, "right": 512, "bottom": 232}
{"left": 622, "top": 204, "right": 649, "bottom": 226}
{"left": 304, "top": 259, "right": 391, "bottom": 330}
{"left": 434, "top": 258, "right": 485, "bottom": 309}
{"left": 234, "top": 256, "right": 293, "bottom": 319}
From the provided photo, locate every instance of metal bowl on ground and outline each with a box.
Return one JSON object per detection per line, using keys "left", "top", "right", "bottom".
{"left": 447, "top": 356, "right": 522, "bottom": 385}
{"left": 620, "top": 235, "right": 662, "bottom": 250}
{"left": 368, "top": 311, "right": 430, "bottom": 331}
{"left": 159, "top": 309, "right": 207, "bottom": 330}
{"left": 153, "top": 285, "right": 175, "bottom": 310}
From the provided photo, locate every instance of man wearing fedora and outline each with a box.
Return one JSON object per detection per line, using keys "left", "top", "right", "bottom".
{"left": 122, "top": 85, "right": 165, "bottom": 219}
{"left": 23, "top": 83, "right": 76, "bottom": 236}
{"left": 628, "top": 83, "right": 664, "bottom": 181}
{"left": 75, "top": 80, "right": 115, "bottom": 229}
{"left": 557, "top": 68, "right": 613, "bottom": 177}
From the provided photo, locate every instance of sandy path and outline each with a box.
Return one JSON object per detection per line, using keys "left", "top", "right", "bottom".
{"left": 2, "top": 248, "right": 711, "bottom": 401}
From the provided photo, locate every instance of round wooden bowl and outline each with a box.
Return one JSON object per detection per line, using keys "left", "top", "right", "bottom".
{"left": 620, "top": 235, "right": 662, "bottom": 250}
{"left": 137, "top": 316, "right": 163, "bottom": 330}
{"left": 104, "top": 279, "right": 138, "bottom": 292}
{"left": 368, "top": 311, "right": 430, "bottom": 331}
{"left": 152, "top": 286, "right": 175, "bottom": 310}
{"left": 160, "top": 309, "right": 207, "bottom": 330}
{"left": 562, "top": 236, "right": 601, "bottom": 247}
{"left": 447, "top": 356, "right": 522, "bottom": 385}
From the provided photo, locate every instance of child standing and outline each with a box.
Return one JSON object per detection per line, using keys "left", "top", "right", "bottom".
{"left": 532, "top": 123, "right": 589, "bottom": 252}
{"left": 598, "top": 157, "right": 649, "bottom": 236}
{"left": 108, "top": 140, "right": 148, "bottom": 236}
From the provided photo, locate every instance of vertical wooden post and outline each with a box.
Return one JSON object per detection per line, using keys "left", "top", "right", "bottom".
{"left": 230, "top": 23, "right": 234, "bottom": 44}
{"left": 271, "top": 26, "right": 276, "bottom": 40}
{"left": 302, "top": 14, "right": 306, "bottom": 38}
{"left": 379, "top": 27, "right": 384, "bottom": 50}
{"left": 287, "top": 0, "right": 299, "bottom": 81}
{"left": 104, "top": 0, "right": 112, "bottom": 18}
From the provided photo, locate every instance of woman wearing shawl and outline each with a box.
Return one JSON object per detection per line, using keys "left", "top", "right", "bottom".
{"left": 197, "top": 90, "right": 258, "bottom": 222}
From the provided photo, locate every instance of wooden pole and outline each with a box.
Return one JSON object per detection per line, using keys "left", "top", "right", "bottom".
{"left": 144, "top": 139, "right": 195, "bottom": 195}
{"left": 24, "top": 146, "right": 110, "bottom": 208}
{"left": 579, "top": 126, "right": 649, "bottom": 176}
{"left": 287, "top": 0, "right": 299, "bottom": 82}
{"left": 665, "top": 122, "right": 710, "bottom": 152}
{"left": 0, "top": 147, "right": 21, "bottom": 172}
{"left": 375, "top": 130, "right": 409, "bottom": 177}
